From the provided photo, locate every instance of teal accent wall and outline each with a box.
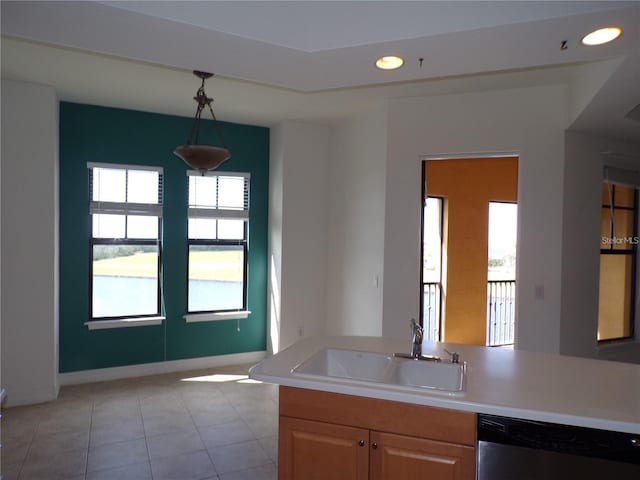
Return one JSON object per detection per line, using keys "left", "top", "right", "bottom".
{"left": 59, "top": 102, "right": 269, "bottom": 372}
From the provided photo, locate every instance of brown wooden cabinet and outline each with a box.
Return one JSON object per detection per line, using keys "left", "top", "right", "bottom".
{"left": 370, "top": 431, "right": 474, "bottom": 480}
{"left": 280, "top": 417, "right": 369, "bottom": 480}
{"left": 279, "top": 386, "right": 476, "bottom": 480}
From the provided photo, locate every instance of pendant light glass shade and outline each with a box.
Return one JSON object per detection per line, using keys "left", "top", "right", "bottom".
{"left": 174, "top": 71, "right": 231, "bottom": 173}
{"left": 174, "top": 145, "right": 230, "bottom": 171}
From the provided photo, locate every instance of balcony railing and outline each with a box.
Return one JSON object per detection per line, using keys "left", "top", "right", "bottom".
{"left": 422, "top": 280, "right": 515, "bottom": 345}
{"left": 422, "top": 282, "right": 442, "bottom": 341}
{"left": 486, "top": 280, "right": 516, "bottom": 346}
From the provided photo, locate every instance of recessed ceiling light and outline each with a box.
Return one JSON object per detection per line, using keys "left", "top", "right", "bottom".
{"left": 375, "top": 56, "right": 404, "bottom": 70}
{"left": 581, "top": 27, "right": 622, "bottom": 46}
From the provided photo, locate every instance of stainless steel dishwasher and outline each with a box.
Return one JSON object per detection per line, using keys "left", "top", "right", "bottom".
{"left": 477, "top": 414, "right": 640, "bottom": 480}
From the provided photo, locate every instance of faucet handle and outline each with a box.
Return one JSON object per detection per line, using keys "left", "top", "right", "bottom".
{"left": 444, "top": 349, "right": 460, "bottom": 364}
{"left": 410, "top": 318, "right": 423, "bottom": 341}
{"left": 410, "top": 318, "right": 423, "bottom": 333}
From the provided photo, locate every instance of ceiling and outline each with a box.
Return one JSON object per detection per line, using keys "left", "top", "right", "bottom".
{"left": 1, "top": 1, "right": 639, "bottom": 139}
{"left": 103, "top": 1, "right": 636, "bottom": 54}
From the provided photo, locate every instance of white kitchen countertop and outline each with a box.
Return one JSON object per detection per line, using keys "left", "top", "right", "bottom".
{"left": 249, "top": 336, "right": 640, "bottom": 435}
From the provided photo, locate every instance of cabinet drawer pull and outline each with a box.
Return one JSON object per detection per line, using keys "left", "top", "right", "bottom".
{"left": 358, "top": 440, "right": 365, "bottom": 447}
{"left": 371, "top": 442, "right": 378, "bottom": 450}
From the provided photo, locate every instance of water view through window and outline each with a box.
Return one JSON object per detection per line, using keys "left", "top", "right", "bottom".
{"left": 90, "top": 165, "right": 162, "bottom": 319}
{"left": 188, "top": 245, "right": 245, "bottom": 311}
{"left": 92, "top": 245, "right": 244, "bottom": 316}
{"left": 187, "top": 172, "right": 249, "bottom": 313}
{"left": 92, "top": 245, "right": 158, "bottom": 317}
{"left": 90, "top": 168, "right": 249, "bottom": 318}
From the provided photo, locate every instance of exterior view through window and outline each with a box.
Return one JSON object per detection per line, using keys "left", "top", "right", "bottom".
{"left": 487, "top": 202, "right": 517, "bottom": 346}
{"left": 422, "top": 197, "right": 443, "bottom": 341}
{"left": 598, "top": 182, "right": 637, "bottom": 341}
{"left": 188, "top": 172, "right": 249, "bottom": 313}
{"left": 89, "top": 164, "right": 162, "bottom": 319}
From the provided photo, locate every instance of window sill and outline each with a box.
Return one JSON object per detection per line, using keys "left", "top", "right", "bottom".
{"left": 184, "top": 311, "right": 251, "bottom": 323}
{"left": 85, "top": 317, "right": 165, "bottom": 330}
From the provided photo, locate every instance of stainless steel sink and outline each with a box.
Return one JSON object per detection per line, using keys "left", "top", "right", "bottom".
{"left": 291, "top": 348, "right": 466, "bottom": 394}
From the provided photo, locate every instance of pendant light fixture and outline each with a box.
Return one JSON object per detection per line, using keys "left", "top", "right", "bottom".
{"left": 174, "top": 70, "right": 231, "bottom": 174}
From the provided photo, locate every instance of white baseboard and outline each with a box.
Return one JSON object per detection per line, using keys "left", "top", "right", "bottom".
{"left": 58, "top": 350, "right": 268, "bottom": 386}
{"left": 2, "top": 383, "right": 60, "bottom": 408}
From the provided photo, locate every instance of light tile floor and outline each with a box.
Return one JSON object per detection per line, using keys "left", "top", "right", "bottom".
{"left": 1, "top": 364, "right": 278, "bottom": 480}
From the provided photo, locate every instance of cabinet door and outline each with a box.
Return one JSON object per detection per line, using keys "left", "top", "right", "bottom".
{"left": 370, "top": 431, "right": 475, "bottom": 480}
{"left": 279, "top": 416, "right": 369, "bottom": 480}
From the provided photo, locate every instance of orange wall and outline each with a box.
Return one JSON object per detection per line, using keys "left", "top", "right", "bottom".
{"left": 425, "top": 157, "right": 518, "bottom": 345}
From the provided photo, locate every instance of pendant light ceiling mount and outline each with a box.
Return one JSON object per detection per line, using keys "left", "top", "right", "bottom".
{"left": 174, "top": 70, "right": 231, "bottom": 174}
{"left": 193, "top": 70, "right": 213, "bottom": 81}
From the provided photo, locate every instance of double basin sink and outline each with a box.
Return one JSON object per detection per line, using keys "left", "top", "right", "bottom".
{"left": 291, "top": 348, "right": 466, "bottom": 395}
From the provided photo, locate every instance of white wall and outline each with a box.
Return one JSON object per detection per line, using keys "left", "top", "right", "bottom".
{"left": 268, "top": 124, "right": 285, "bottom": 354}
{"left": 0, "top": 80, "right": 2, "bottom": 405}
{"left": 382, "top": 85, "right": 568, "bottom": 353}
{"left": 269, "top": 121, "right": 330, "bottom": 352}
{"left": 1, "top": 80, "right": 59, "bottom": 406}
{"left": 561, "top": 131, "right": 640, "bottom": 363}
{"left": 326, "top": 104, "right": 387, "bottom": 336}
{"left": 568, "top": 58, "right": 622, "bottom": 126}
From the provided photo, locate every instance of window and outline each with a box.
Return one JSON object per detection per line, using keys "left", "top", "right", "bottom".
{"left": 486, "top": 202, "right": 517, "bottom": 346}
{"left": 598, "top": 182, "right": 637, "bottom": 341}
{"left": 422, "top": 196, "right": 443, "bottom": 341}
{"left": 187, "top": 171, "right": 250, "bottom": 313}
{"left": 88, "top": 163, "right": 163, "bottom": 319}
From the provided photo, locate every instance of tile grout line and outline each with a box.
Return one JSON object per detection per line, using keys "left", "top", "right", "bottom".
{"left": 83, "top": 397, "right": 96, "bottom": 479}
{"left": 138, "top": 384, "right": 155, "bottom": 480}
{"left": 186, "top": 386, "right": 221, "bottom": 480}
{"left": 86, "top": 390, "right": 150, "bottom": 478}
{"left": 219, "top": 382, "right": 276, "bottom": 474}
{"left": 15, "top": 407, "right": 42, "bottom": 480}
{"left": 9, "top": 365, "right": 276, "bottom": 480}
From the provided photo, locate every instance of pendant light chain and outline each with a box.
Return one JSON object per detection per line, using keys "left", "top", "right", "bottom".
{"left": 185, "top": 75, "right": 228, "bottom": 149}
{"left": 205, "top": 98, "right": 229, "bottom": 150}
{"left": 174, "top": 70, "right": 232, "bottom": 173}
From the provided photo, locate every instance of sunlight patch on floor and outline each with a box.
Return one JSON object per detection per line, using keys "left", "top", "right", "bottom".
{"left": 180, "top": 373, "right": 250, "bottom": 383}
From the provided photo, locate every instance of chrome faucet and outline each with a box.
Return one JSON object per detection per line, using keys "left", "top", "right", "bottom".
{"left": 394, "top": 319, "right": 453, "bottom": 362}
{"left": 410, "top": 318, "right": 423, "bottom": 358}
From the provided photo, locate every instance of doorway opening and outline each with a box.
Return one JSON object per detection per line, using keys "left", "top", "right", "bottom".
{"left": 421, "top": 156, "right": 518, "bottom": 345}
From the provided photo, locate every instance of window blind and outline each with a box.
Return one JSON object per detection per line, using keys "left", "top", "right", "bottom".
{"left": 187, "top": 170, "right": 250, "bottom": 220}
{"left": 89, "top": 164, "right": 163, "bottom": 217}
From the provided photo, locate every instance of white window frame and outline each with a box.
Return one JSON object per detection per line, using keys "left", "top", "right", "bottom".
{"left": 184, "top": 171, "right": 250, "bottom": 321}
{"left": 87, "top": 163, "right": 164, "bottom": 326}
